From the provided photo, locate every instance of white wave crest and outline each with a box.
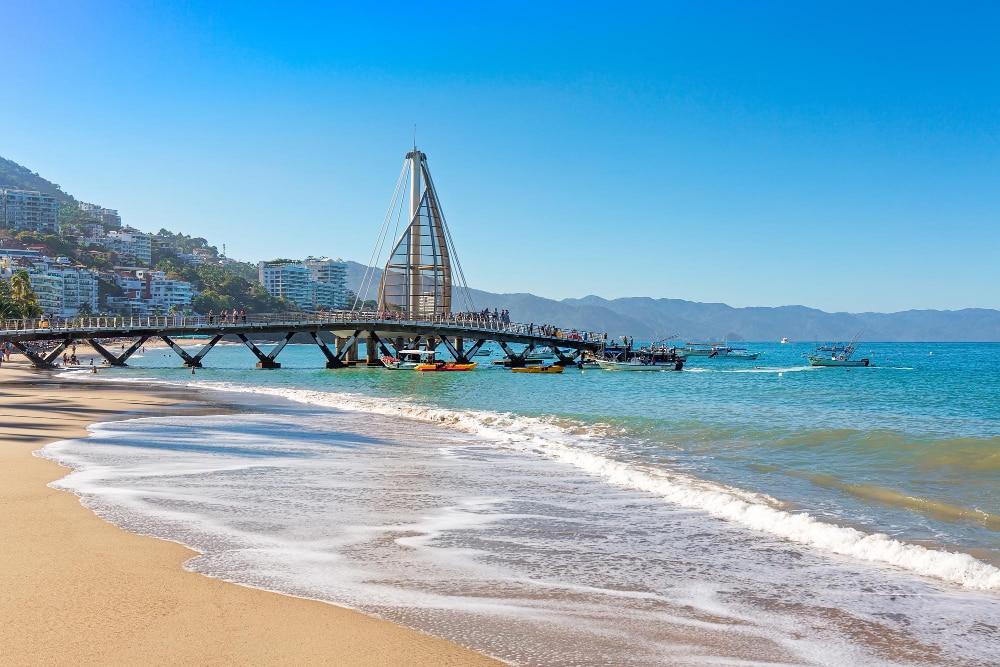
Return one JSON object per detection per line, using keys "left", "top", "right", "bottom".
{"left": 167, "top": 379, "right": 1000, "bottom": 592}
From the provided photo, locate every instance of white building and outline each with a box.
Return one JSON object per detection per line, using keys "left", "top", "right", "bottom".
{"left": 0, "top": 255, "right": 99, "bottom": 316}
{"left": 142, "top": 270, "right": 194, "bottom": 312}
{"left": 107, "top": 269, "right": 194, "bottom": 315}
{"left": 304, "top": 257, "right": 349, "bottom": 309}
{"left": 103, "top": 228, "right": 152, "bottom": 266}
{"left": 1, "top": 189, "right": 59, "bottom": 234}
{"left": 259, "top": 257, "right": 348, "bottom": 311}
{"left": 258, "top": 261, "right": 314, "bottom": 310}
{"left": 78, "top": 202, "right": 121, "bottom": 228}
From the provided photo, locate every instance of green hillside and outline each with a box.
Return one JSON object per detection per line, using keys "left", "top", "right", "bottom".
{"left": 0, "top": 156, "right": 75, "bottom": 202}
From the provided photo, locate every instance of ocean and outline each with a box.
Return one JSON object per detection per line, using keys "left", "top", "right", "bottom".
{"left": 45, "top": 341, "right": 999, "bottom": 665}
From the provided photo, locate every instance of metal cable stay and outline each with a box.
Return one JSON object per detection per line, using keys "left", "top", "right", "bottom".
{"left": 352, "top": 150, "right": 475, "bottom": 316}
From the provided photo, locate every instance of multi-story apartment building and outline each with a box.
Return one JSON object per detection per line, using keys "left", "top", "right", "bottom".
{"left": 0, "top": 189, "right": 59, "bottom": 234}
{"left": 0, "top": 254, "right": 99, "bottom": 316}
{"left": 304, "top": 257, "right": 349, "bottom": 309}
{"left": 77, "top": 202, "right": 121, "bottom": 228}
{"left": 258, "top": 257, "right": 348, "bottom": 311}
{"left": 107, "top": 269, "right": 195, "bottom": 315}
{"left": 103, "top": 228, "right": 152, "bottom": 266}
{"left": 258, "top": 261, "right": 314, "bottom": 310}
{"left": 143, "top": 270, "right": 194, "bottom": 312}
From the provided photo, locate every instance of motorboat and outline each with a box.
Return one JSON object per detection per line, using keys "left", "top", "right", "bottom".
{"left": 597, "top": 340, "right": 684, "bottom": 371}
{"left": 808, "top": 334, "right": 870, "bottom": 367}
{"left": 382, "top": 349, "right": 432, "bottom": 370}
{"left": 680, "top": 341, "right": 731, "bottom": 357}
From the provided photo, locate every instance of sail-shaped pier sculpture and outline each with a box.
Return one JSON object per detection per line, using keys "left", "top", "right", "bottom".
{"left": 377, "top": 149, "right": 459, "bottom": 319}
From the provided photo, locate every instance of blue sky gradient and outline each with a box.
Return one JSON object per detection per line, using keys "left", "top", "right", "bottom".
{"left": 2, "top": 1, "right": 998, "bottom": 311}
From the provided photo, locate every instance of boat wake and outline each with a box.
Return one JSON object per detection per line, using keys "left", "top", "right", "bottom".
{"left": 184, "top": 379, "right": 1000, "bottom": 592}
{"left": 685, "top": 365, "right": 822, "bottom": 374}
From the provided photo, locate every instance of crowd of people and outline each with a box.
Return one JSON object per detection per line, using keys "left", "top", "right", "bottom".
{"left": 453, "top": 308, "right": 511, "bottom": 324}
{"left": 206, "top": 308, "right": 248, "bottom": 325}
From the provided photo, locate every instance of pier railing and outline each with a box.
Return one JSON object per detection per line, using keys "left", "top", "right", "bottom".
{"left": 0, "top": 310, "right": 606, "bottom": 344}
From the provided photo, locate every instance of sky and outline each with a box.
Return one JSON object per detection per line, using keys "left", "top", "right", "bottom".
{"left": 2, "top": 1, "right": 998, "bottom": 313}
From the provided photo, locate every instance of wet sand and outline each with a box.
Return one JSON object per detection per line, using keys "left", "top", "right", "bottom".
{"left": 0, "top": 362, "right": 498, "bottom": 666}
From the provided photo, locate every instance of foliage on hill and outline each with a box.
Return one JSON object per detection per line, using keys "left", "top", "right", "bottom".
{"left": 153, "top": 229, "right": 218, "bottom": 257}
{"left": 0, "top": 157, "right": 74, "bottom": 203}
{"left": 154, "top": 255, "right": 293, "bottom": 314}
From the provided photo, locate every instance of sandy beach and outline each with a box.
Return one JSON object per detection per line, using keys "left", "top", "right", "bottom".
{"left": 0, "top": 361, "right": 498, "bottom": 666}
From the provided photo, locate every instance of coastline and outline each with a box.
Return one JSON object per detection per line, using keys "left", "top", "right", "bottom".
{"left": 0, "top": 363, "right": 499, "bottom": 666}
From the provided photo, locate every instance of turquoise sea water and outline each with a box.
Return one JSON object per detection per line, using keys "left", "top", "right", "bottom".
{"left": 49, "top": 340, "right": 1000, "bottom": 664}
{"left": 120, "top": 340, "right": 1000, "bottom": 557}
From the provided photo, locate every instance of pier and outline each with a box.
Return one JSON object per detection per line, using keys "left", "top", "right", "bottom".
{"left": 0, "top": 311, "right": 604, "bottom": 370}
{"left": 1, "top": 148, "right": 609, "bottom": 372}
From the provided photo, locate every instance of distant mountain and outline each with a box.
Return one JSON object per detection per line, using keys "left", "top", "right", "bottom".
{"left": 0, "top": 157, "right": 75, "bottom": 202}
{"left": 346, "top": 261, "right": 1000, "bottom": 341}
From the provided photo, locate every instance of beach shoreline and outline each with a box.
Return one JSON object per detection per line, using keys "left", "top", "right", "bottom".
{"left": 0, "top": 362, "right": 498, "bottom": 666}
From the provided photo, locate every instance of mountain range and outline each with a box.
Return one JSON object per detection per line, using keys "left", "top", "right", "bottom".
{"left": 346, "top": 262, "right": 1000, "bottom": 341}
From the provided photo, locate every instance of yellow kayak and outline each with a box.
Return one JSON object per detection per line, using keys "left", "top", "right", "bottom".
{"left": 511, "top": 365, "right": 564, "bottom": 374}
{"left": 414, "top": 362, "right": 477, "bottom": 372}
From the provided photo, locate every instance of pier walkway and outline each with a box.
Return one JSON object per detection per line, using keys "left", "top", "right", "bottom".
{"left": 0, "top": 311, "right": 605, "bottom": 370}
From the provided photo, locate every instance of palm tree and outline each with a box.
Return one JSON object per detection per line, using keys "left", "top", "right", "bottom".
{"left": 10, "top": 270, "right": 41, "bottom": 318}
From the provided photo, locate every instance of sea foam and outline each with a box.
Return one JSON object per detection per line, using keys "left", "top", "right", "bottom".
{"left": 178, "top": 380, "right": 1000, "bottom": 593}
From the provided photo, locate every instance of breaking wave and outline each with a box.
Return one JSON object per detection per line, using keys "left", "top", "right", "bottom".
{"left": 190, "top": 380, "right": 1000, "bottom": 592}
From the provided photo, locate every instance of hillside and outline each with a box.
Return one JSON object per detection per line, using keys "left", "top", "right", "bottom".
{"left": 346, "top": 262, "right": 1000, "bottom": 341}
{"left": 0, "top": 157, "right": 75, "bottom": 202}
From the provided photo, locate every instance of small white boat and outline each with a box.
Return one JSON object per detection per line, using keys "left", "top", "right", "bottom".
{"left": 382, "top": 349, "right": 434, "bottom": 370}
{"left": 596, "top": 358, "right": 683, "bottom": 371}
{"left": 780, "top": 337, "right": 790, "bottom": 344}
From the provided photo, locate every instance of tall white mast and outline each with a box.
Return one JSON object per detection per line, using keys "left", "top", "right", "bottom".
{"left": 407, "top": 149, "right": 424, "bottom": 315}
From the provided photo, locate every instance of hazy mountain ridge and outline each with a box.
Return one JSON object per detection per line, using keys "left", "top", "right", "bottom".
{"left": 347, "top": 262, "right": 1000, "bottom": 341}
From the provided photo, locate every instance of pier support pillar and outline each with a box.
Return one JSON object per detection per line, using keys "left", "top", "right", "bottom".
{"left": 366, "top": 333, "right": 380, "bottom": 366}
{"left": 238, "top": 332, "right": 292, "bottom": 370}
{"left": 162, "top": 334, "right": 222, "bottom": 368}
{"left": 88, "top": 336, "right": 149, "bottom": 367}
{"left": 9, "top": 336, "right": 72, "bottom": 369}
{"left": 311, "top": 332, "right": 345, "bottom": 369}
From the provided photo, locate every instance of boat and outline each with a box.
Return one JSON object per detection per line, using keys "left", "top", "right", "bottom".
{"left": 680, "top": 341, "right": 733, "bottom": 357}
{"left": 381, "top": 349, "right": 433, "bottom": 370}
{"left": 726, "top": 348, "right": 760, "bottom": 360}
{"left": 414, "top": 352, "right": 477, "bottom": 372}
{"left": 808, "top": 335, "right": 870, "bottom": 367}
{"left": 474, "top": 348, "right": 492, "bottom": 357}
{"left": 596, "top": 358, "right": 683, "bottom": 371}
{"left": 780, "top": 337, "right": 790, "bottom": 344}
{"left": 415, "top": 361, "right": 477, "bottom": 371}
{"left": 596, "top": 340, "right": 685, "bottom": 371}
{"left": 492, "top": 357, "right": 546, "bottom": 366}
{"left": 511, "top": 364, "right": 564, "bottom": 374}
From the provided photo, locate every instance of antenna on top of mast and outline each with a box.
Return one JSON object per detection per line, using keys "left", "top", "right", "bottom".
{"left": 412, "top": 124, "right": 417, "bottom": 151}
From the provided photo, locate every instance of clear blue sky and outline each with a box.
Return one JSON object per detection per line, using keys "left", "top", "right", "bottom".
{"left": 2, "top": 1, "right": 998, "bottom": 312}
